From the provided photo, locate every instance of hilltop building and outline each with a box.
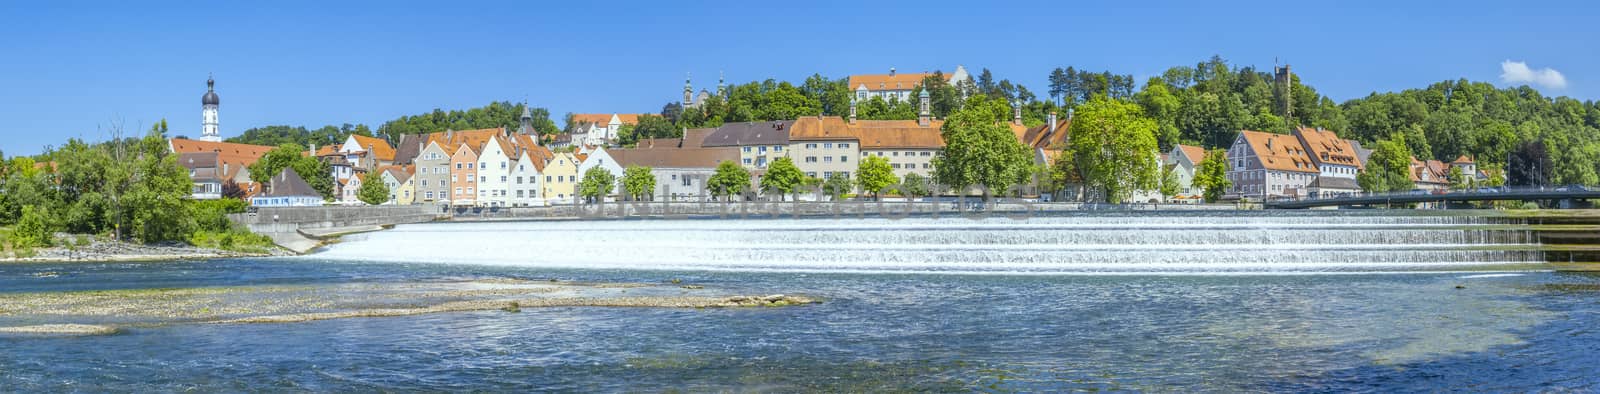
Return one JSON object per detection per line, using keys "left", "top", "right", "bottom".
{"left": 847, "top": 66, "right": 971, "bottom": 103}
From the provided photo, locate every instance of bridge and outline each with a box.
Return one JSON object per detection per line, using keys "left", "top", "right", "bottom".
{"left": 1265, "top": 188, "right": 1600, "bottom": 209}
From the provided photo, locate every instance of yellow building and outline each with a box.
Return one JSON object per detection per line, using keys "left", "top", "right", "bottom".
{"left": 542, "top": 152, "right": 580, "bottom": 204}
{"left": 377, "top": 165, "right": 416, "bottom": 205}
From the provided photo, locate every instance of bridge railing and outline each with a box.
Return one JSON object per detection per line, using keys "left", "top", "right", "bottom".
{"left": 1267, "top": 185, "right": 1597, "bottom": 204}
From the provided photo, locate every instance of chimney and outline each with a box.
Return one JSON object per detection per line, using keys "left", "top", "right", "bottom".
{"left": 1048, "top": 112, "right": 1058, "bottom": 134}
{"left": 1012, "top": 100, "right": 1023, "bottom": 126}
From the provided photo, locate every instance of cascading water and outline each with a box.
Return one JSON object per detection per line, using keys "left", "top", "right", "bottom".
{"left": 306, "top": 213, "right": 1546, "bottom": 274}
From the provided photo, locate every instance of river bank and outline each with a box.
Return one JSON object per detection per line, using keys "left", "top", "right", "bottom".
{"left": 0, "top": 236, "right": 292, "bottom": 264}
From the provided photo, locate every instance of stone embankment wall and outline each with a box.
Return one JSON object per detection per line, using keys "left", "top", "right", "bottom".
{"left": 230, "top": 205, "right": 447, "bottom": 233}
{"left": 449, "top": 201, "right": 1239, "bottom": 221}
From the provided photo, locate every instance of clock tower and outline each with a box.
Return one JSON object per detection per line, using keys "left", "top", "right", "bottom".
{"left": 200, "top": 75, "right": 221, "bottom": 142}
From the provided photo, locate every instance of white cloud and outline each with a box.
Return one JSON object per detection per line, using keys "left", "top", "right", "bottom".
{"left": 1499, "top": 60, "right": 1567, "bottom": 89}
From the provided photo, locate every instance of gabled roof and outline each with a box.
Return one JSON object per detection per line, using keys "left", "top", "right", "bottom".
{"left": 700, "top": 121, "right": 793, "bottom": 147}
{"left": 393, "top": 134, "right": 427, "bottom": 164}
{"left": 349, "top": 134, "right": 395, "bottom": 161}
{"left": 1238, "top": 130, "right": 1318, "bottom": 173}
{"left": 1294, "top": 127, "right": 1362, "bottom": 170}
{"left": 168, "top": 139, "right": 275, "bottom": 181}
{"left": 1411, "top": 158, "right": 1450, "bottom": 185}
{"left": 1174, "top": 144, "right": 1208, "bottom": 166}
{"left": 569, "top": 113, "right": 641, "bottom": 126}
{"left": 1019, "top": 118, "right": 1072, "bottom": 149}
{"left": 609, "top": 147, "right": 741, "bottom": 169}
{"left": 847, "top": 71, "right": 953, "bottom": 92}
{"left": 262, "top": 167, "right": 320, "bottom": 198}
{"left": 682, "top": 127, "right": 715, "bottom": 149}
{"left": 636, "top": 138, "right": 682, "bottom": 149}
{"left": 373, "top": 165, "right": 411, "bottom": 184}
{"left": 1451, "top": 155, "right": 1475, "bottom": 165}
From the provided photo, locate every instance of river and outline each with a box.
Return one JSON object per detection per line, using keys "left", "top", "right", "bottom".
{"left": 2, "top": 211, "right": 1598, "bottom": 391}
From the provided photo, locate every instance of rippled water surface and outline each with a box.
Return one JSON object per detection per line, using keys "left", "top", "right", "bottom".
{"left": 3, "top": 213, "right": 1599, "bottom": 391}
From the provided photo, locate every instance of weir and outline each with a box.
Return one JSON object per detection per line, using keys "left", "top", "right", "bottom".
{"left": 307, "top": 212, "right": 1574, "bottom": 274}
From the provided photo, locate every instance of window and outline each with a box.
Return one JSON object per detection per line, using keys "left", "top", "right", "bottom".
{"left": 839, "top": 143, "right": 850, "bottom": 149}
{"left": 456, "top": 163, "right": 463, "bottom": 169}
{"left": 545, "top": 175, "right": 552, "bottom": 182}
{"left": 773, "top": 146, "right": 783, "bottom": 152}
{"left": 823, "top": 171, "right": 832, "bottom": 178}
{"left": 452, "top": 175, "right": 457, "bottom": 182}
{"left": 892, "top": 152, "right": 899, "bottom": 157}
{"left": 824, "top": 143, "right": 834, "bottom": 149}
{"left": 468, "top": 163, "right": 475, "bottom": 169}
{"left": 743, "top": 158, "right": 752, "bottom": 164}
{"left": 922, "top": 163, "right": 930, "bottom": 169}
{"left": 807, "top": 172, "right": 817, "bottom": 177}
{"left": 455, "top": 187, "right": 462, "bottom": 195}
{"left": 920, "top": 152, "right": 931, "bottom": 156}
{"left": 806, "top": 143, "right": 818, "bottom": 149}
{"left": 426, "top": 191, "right": 434, "bottom": 199}
{"left": 743, "top": 146, "right": 752, "bottom": 152}
{"left": 892, "top": 163, "right": 901, "bottom": 169}
{"left": 682, "top": 176, "right": 691, "bottom": 187}
{"left": 480, "top": 176, "right": 487, "bottom": 182}
{"left": 500, "top": 176, "right": 507, "bottom": 182}
{"left": 841, "top": 156, "right": 848, "bottom": 163}
{"left": 862, "top": 152, "right": 869, "bottom": 157}
{"left": 671, "top": 174, "right": 677, "bottom": 180}
{"left": 759, "top": 146, "right": 768, "bottom": 153}
{"left": 500, "top": 162, "right": 507, "bottom": 169}
{"left": 824, "top": 156, "right": 833, "bottom": 163}
{"left": 516, "top": 177, "right": 523, "bottom": 184}
{"left": 421, "top": 180, "right": 429, "bottom": 187}
{"left": 480, "top": 162, "right": 487, "bottom": 169}
{"left": 806, "top": 156, "right": 818, "bottom": 163}
{"left": 517, "top": 190, "right": 524, "bottom": 198}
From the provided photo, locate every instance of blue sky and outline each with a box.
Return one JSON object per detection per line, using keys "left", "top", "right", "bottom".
{"left": 1, "top": 0, "right": 1595, "bottom": 156}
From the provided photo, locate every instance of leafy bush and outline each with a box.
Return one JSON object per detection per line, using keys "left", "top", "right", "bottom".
{"left": 12, "top": 205, "right": 55, "bottom": 248}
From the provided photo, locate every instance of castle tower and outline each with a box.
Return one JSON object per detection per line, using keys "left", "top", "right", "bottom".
{"left": 848, "top": 97, "right": 857, "bottom": 124}
{"left": 200, "top": 75, "right": 221, "bottom": 142}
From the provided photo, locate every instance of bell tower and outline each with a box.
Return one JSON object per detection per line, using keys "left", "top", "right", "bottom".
{"left": 200, "top": 74, "right": 221, "bottom": 142}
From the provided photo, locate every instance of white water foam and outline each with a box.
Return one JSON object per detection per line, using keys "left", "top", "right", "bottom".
{"left": 307, "top": 216, "right": 1546, "bottom": 275}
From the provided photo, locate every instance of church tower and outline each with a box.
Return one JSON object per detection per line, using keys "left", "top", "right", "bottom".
{"left": 200, "top": 75, "right": 221, "bottom": 142}
{"left": 683, "top": 73, "right": 693, "bottom": 105}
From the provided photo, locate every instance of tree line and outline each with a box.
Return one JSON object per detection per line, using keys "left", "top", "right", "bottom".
{"left": 0, "top": 120, "right": 272, "bottom": 255}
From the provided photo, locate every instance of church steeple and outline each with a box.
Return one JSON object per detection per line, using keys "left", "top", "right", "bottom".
{"left": 683, "top": 73, "right": 693, "bottom": 105}
{"left": 200, "top": 74, "right": 221, "bottom": 142}
{"left": 717, "top": 71, "right": 726, "bottom": 98}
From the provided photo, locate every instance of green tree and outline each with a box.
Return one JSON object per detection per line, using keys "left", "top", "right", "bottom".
{"left": 1357, "top": 135, "right": 1415, "bottom": 193}
{"left": 1135, "top": 78, "right": 1182, "bottom": 150}
{"left": 932, "top": 96, "right": 1033, "bottom": 199}
{"left": 1069, "top": 96, "right": 1161, "bottom": 203}
{"left": 1448, "top": 166, "right": 1470, "bottom": 190}
{"left": 1040, "top": 148, "right": 1084, "bottom": 201}
{"left": 855, "top": 155, "right": 899, "bottom": 200}
{"left": 899, "top": 173, "right": 931, "bottom": 199}
{"left": 621, "top": 165, "right": 657, "bottom": 201}
{"left": 821, "top": 173, "right": 852, "bottom": 201}
{"left": 577, "top": 167, "right": 617, "bottom": 203}
{"left": 12, "top": 204, "right": 55, "bottom": 248}
{"left": 356, "top": 175, "right": 391, "bottom": 205}
{"left": 249, "top": 144, "right": 334, "bottom": 200}
{"left": 706, "top": 161, "right": 750, "bottom": 201}
{"left": 1158, "top": 165, "right": 1180, "bottom": 200}
{"left": 1193, "top": 149, "right": 1232, "bottom": 202}
{"left": 122, "top": 123, "right": 196, "bottom": 243}
{"left": 760, "top": 156, "right": 805, "bottom": 201}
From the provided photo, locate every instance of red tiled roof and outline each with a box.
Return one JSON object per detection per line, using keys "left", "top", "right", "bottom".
{"left": 1239, "top": 130, "right": 1318, "bottom": 173}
